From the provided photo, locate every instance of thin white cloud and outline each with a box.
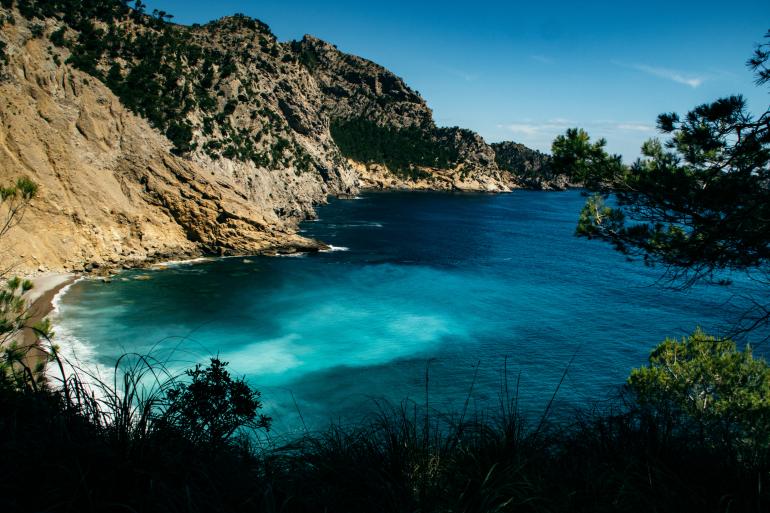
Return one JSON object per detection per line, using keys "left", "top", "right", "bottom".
{"left": 497, "top": 120, "right": 657, "bottom": 146}
{"left": 630, "top": 63, "right": 704, "bottom": 88}
{"left": 615, "top": 123, "right": 655, "bottom": 132}
{"left": 498, "top": 119, "right": 572, "bottom": 137}
{"left": 499, "top": 123, "right": 541, "bottom": 136}
{"left": 442, "top": 66, "right": 478, "bottom": 82}
{"left": 530, "top": 54, "right": 554, "bottom": 64}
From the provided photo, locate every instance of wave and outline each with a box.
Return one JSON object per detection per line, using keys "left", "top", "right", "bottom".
{"left": 46, "top": 318, "right": 109, "bottom": 397}
{"left": 51, "top": 277, "right": 84, "bottom": 314}
{"left": 49, "top": 281, "right": 99, "bottom": 384}
{"left": 48, "top": 280, "right": 133, "bottom": 400}
{"left": 326, "top": 245, "right": 350, "bottom": 252}
{"left": 152, "top": 257, "right": 212, "bottom": 267}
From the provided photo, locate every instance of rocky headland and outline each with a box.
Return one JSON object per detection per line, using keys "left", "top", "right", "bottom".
{"left": 0, "top": 1, "right": 570, "bottom": 275}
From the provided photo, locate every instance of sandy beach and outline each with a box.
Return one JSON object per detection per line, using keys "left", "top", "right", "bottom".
{"left": 25, "top": 273, "right": 76, "bottom": 307}
{"left": 20, "top": 273, "right": 77, "bottom": 373}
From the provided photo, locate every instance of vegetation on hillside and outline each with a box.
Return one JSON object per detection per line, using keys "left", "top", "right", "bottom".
{"left": 1, "top": 0, "right": 493, "bottom": 179}
{"left": 0, "top": 0, "right": 320, "bottom": 170}
{"left": 9, "top": 0, "right": 202, "bottom": 153}
{"left": 331, "top": 117, "right": 461, "bottom": 178}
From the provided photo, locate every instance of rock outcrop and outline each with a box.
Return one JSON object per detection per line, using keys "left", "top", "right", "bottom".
{"left": 296, "top": 35, "right": 433, "bottom": 129}
{"left": 349, "top": 160, "right": 510, "bottom": 192}
{"left": 0, "top": 18, "right": 330, "bottom": 274}
{"left": 492, "top": 141, "right": 575, "bottom": 190}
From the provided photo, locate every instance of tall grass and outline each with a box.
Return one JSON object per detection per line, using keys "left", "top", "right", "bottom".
{"left": 1, "top": 346, "right": 769, "bottom": 512}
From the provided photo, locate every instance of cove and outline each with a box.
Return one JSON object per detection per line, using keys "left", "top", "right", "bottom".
{"left": 51, "top": 190, "right": 767, "bottom": 434}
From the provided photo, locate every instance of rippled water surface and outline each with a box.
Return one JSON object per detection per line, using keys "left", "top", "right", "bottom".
{"left": 54, "top": 191, "right": 766, "bottom": 432}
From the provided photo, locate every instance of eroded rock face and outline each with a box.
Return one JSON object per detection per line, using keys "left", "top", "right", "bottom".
{"left": 297, "top": 35, "right": 433, "bottom": 129}
{"left": 349, "top": 160, "right": 511, "bottom": 192}
{"left": 0, "top": 20, "right": 331, "bottom": 274}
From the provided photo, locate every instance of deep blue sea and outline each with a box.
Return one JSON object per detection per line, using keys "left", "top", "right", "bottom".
{"left": 52, "top": 190, "right": 767, "bottom": 433}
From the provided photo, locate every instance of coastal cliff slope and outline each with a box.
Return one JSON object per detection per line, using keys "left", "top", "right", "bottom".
{"left": 299, "top": 35, "right": 513, "bottom": 191}
{"left": 0, "top": 16, "right": 329, "bottom": 274}
{"left": 0, "top": 1, "right": 561, "bottom": 274}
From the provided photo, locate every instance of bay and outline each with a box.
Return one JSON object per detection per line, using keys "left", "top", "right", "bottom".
{"left": 52, "top": 190, "right": 766, "bottom": 433}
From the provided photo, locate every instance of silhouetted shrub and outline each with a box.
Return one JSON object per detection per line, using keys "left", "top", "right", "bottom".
{"left": 164, "top": 357, "right": 271, "bottom": 447}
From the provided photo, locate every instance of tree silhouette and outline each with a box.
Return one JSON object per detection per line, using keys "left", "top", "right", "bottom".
{"left": 564, "top": 31, "right": 770, "bottom": 333}
{"left": 164, "top": 358, "right": 270, "bottom": 447}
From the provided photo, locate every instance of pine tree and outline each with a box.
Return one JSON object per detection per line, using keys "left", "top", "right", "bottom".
{"left": 559, "top": 30, "right": 770, "bottom": 332}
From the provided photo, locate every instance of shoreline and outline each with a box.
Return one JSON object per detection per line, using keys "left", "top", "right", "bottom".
{"left": 16, "top": 188, "right": 579, "bottom": 378}
{"left": 9, "top": 189, "right": 577, "bottom": 278}
{"left": 21, "top": 273, "right": 78, "bottom": 373}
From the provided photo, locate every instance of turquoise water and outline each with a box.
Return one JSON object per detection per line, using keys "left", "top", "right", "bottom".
{"left": 53, "top": 191, "right": 766, "bottom": 433}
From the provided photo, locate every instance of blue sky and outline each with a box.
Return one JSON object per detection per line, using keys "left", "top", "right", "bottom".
{"left": 146, "top": 0, "right": 768, "bottom": 159}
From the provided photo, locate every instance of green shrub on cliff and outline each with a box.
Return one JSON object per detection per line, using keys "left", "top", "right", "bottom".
{"left": 164, "top": 357, "right": 271, "bottom": 447}
{"left": 550, "top": 127, "right": 624, "bottom": 186}
{"left": 0, "top": 277, "right": 35, "bottom": 384}
{"left": 165, "top": 120, "right": 196, "bottom": 155}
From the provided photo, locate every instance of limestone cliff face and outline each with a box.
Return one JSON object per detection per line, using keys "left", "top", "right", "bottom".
{"left": 350, "top": 160, "right": 510, "bottom": 192}
{"left": 0, "top": 18, "right": 329, "bottom": 274}
{"left": 296, "top": 35, "right": 433, "bottom": 129}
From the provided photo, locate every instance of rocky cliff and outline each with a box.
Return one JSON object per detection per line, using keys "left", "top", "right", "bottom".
{"left": 0, "top": 0, "right": 557, "bottom": 274}
{"left": 0, "top": 21, "right": 329, "bottom": 274}
{"left": 296, "top": 35, "right": 433, "bottom": 130}
{"left": 299, "top": 35, "right": 513, "bottom": 191}
{"left": 492, "top": 142, "right": 574, "bottom": 190}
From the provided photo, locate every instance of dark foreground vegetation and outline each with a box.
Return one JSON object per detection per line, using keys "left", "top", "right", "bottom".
{"left": 2, "top": 329, "right": 770, "bottom": 513}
